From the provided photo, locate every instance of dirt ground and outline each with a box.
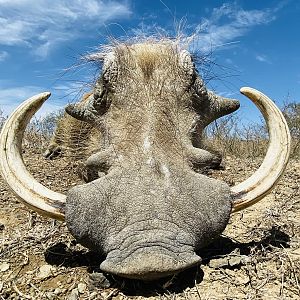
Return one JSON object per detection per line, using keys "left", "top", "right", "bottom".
{"left": 0, "top": 140, "right": 299, "bottom": 299}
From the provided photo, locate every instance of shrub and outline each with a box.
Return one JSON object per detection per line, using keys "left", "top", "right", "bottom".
{"left": 282, "top": 100, "right": 300, "bottom": 157}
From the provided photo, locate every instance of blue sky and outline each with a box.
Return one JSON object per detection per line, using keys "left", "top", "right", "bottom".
{"left": 0, "top": 0, "right": 299, "bottom": 123}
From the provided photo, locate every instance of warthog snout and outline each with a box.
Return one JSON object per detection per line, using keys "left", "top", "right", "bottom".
{"left": 65, "top": 163, "right": 232, "bottom": 279}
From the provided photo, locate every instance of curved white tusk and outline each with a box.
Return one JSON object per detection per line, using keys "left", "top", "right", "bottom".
{"left": 0, "top": 93, "right": 66, "bottom": 220}
{"left": 231, "top": 87, "right": 291, "bottom": 212}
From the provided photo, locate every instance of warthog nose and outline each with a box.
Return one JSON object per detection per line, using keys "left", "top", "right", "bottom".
{"left": 100, "top": 247, "right": 201, "bottom": 280}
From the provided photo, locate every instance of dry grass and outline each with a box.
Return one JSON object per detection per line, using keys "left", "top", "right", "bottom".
{"left": 0, "top": 125, "right": 299, "bottom": 299}
{"left": 204, "top": 112, "right": 299, "bottom": 159}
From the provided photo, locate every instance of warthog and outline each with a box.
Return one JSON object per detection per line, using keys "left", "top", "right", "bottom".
{"left": 0, "top": 41, "right": 290, "bottom": 280}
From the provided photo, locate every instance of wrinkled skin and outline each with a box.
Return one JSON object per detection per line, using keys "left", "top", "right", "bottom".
{"left": 46, "top": 42, "right": 240, "bottom": 280}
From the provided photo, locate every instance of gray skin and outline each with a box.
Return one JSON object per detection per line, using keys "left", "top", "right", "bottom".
{"left": 47, "top": 42, "right": 240, "bottom": 280}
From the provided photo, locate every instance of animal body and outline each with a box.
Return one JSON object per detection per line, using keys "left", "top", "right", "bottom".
{"left": 0, "top": 40, "right": 291, "bottom": 280}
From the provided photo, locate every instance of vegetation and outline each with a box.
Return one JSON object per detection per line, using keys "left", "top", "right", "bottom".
{"left": 282, "top": 101, "right": 300, "bottom": 157}
{"left": 0, "top": 98, "right": 299, "bottom": 158}
{"left": 204, "top": 99, "right": 299, "bottom": 159}
{"left": 0, "top": 109, "right": 6, "bottom": 131}
{"left": 0, "top": 98, "right": 299, "bottom": 299}
{"left": 204, "top": 114, "right": 268, "bottom": 159}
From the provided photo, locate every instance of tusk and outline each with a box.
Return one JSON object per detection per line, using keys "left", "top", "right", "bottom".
{"left": 0, "top": 93, "right": 66, "bottom": 220}
{"left": 231, "top": 87, "right": 291, "bottom": 212}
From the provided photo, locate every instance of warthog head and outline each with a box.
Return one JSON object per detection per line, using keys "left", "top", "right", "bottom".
{"left": 0, "top": 41, "right": 291, "bottom": 280}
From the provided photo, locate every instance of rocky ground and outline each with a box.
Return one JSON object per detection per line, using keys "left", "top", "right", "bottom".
{"left": 0, "top": 139, "right": 299, "bottom": 299}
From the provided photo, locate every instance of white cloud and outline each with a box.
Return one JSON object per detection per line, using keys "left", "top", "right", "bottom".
{"left": 0, "top": 86, "right": 42, "bottom": 104}
{"left": 225, "top": 58, "right": 233, "bottom": 64}
{"left": 0, "top": 79, "right": 94, "bottom": 117}
{"left": 0, "top": 18, "right": 32, "bottom": 46}
{"left": 128, "top": 3, "right": 279, "bottom": 56}
{"left": 256, "top": 54, "right": 272, "bottom": 64}
{"left": 0, "top": 50, "right": 8, "bottom": 61}
{"left": 189, "top": 3, "right": 277, "bottom": 53}
{"left": 0, "top": 0, "right": 131, "bottom": 58}
{"left": 0, "top": 86, "right": 64, "bottom": 117}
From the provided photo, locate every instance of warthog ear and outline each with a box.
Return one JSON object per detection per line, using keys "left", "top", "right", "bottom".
{"left": 65, "top": 93, "right": 98, "bottom": 123}
{"left": 66, "top": 80, "right": 110, "bottom": 123}
{"left": 192, "top": 76, "right": 240, "bottom": 126}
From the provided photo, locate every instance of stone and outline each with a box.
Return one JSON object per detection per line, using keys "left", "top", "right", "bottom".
{"left": 208, "top": 257, "right": 229, "bottom": 268}
{"left": 228, "top": 256, "right": 242, "bottom": 267}
{"left": 54, "top": 288, "right": 62, "bottom": 295}
{"left": 0, "top": 262, "right": 10, "bottom": 272}
{"left": 68, "top": 288, "right": 79, "bottom": 300}
{"left": 36, "top": 264, "right": 54, "bottom": 279}
{"left": 89, "top": 272, "right": 111, "bottom": 289}
{"left": 77, "top": 282, "right": 86, "bottom": 294}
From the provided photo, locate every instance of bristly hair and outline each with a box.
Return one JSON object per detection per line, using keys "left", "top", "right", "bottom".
{"left": 81, "top": 33, "right": 214, "bottom": 87}
{"left": 83, "top": 34, "right": 192, "bottom": 64}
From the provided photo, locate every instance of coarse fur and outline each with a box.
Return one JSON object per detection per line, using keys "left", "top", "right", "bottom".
{"left": 44, "top": 93, "right": 98, "bottom": 160}
{"left": 45, "top": 39, "right": 234, "bottom": 174}
{"left": 45, "top": 39, "right": 240, "bottom": 280}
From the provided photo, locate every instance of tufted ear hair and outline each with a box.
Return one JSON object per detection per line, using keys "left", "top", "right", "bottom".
{"left": 179, "top": 50, "right": 195, "bottom": 80}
